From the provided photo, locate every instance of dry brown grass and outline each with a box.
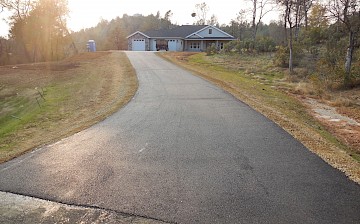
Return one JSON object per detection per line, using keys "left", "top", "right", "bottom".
{"left": 331, "top": 97, "right": 354, "bottom": 107}
{"left": 0, "top": 51, "right": 137, "bottom": 163}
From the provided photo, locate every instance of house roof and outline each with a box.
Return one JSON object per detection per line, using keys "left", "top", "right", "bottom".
{"left": 127, "top": 25, "right": 235, "bottom": 40}
{"left": 143, "top": 25, "right": 208, "bottom": 38}
{"left": 126, "top": 31, "right": 150, "bottom": 39}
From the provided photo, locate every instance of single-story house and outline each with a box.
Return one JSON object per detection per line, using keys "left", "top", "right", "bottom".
{"left": 127, "top": 25, "right": 235, "bottom": 52}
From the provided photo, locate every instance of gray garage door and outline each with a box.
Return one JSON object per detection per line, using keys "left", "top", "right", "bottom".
{"left": 168, "top": 40, "right": 177, "bottom": 51}
{"left": 132, "top": 39, "right": 145, "bottom": 51}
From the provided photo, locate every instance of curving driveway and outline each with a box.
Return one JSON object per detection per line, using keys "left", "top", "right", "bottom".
{"left": 0, "top": 52, "right": 360, "bottom": 223}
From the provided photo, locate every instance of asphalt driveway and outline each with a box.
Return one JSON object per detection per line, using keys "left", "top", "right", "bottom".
{"left": 0, "top": 52, "right": 359, "bottom": 223}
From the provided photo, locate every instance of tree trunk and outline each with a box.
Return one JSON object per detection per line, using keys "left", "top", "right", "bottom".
{"left": 344, "top": 31, "right": 355, "bottom": 86}
{"left": 289, "top": 28, "right": 294, "bottom": 74}
{"left": 20, "top": 40, "right": 31, "bottom": 62}
{"left": 294, "top": 0, "right": 301, "bottom": 42}
{"left": 59, "top": 18, "right": 78, "bottom": 55}
{"left": 295, "top": 25, "right": 300, "bottom": 41}
{"left": 0, "top": 39, "right": 3, "bottom": 61}
{"left": 252, "top": 0, "right": 257, "bottom": 43}
{"left": 304, "top": 4, "right": 308, "bottom": 30}
{"left": 283, "top": 13, "right": 288, "bottom": 44}
{"left": 69, "top": 35, "right": 78, "bottom": 55}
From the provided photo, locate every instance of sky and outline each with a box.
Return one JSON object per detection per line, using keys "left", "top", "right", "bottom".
{"left": 0, "top": 0, "right": 280, "bottom": 37}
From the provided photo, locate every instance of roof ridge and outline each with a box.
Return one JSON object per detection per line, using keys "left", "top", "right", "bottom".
{"left": 131, "top": 25, "right": 234, "bottom": 39}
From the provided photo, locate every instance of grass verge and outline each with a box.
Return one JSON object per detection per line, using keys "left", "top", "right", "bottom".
{"left": 0, "top": 51, "right": 138, "bottom": 163}
{"left": 159, "top": 52, "right": 360, "bottom": 184}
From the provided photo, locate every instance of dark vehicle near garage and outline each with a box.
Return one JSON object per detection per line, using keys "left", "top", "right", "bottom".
{"left": 156, "top": 40, "right": 168, "bottom": 51}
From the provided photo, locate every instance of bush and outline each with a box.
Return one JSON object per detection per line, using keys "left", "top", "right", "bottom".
{"left": 219, "top": 37, "right": 277, "bottom": 55}
{"left": 255, "top": 37, "right": 276, "bottom": 52}
{"left": 274, "top": 46, "right": 288, "bottom": 67}
{"left": 315, "top": 36, "right": 347, "bottom": 88}
{"left": 308, "top": 46, "right": 320, "bottom": 57}
{"left": 273, "top": 44, "right": 304, "bottom": 68}
{"left": 206, "top": 43, "right": 217, "bottom": 56}
{"left": 222, "top": 41, "right": 238, "bottom": 54}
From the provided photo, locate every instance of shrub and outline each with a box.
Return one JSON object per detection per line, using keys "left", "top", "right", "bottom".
{"left": 274, "top": 46, "right": 288, "bottom": 67}
{"left": 206, "top": 43, "right": 217, "bottom": 56}
{"left": 311, "top": 36, "right": 360, "bottom": 88}
{"left": 273, "top": 44, "right": 304, "bottom": 68}
{"left": 222, "top": 41, "right": 238, "bottom": 54}
{"left": 255, "top": 37, "right": 276, "bottom": 52}
{"left": 308, "top": 46, "right": 320, "bottom": 57}
{"left": 220, "top": 37, "right": 277, "bottom": 55}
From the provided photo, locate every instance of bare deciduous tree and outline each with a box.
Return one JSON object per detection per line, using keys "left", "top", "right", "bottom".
{"left": 0, "top": 0, "right": 33, "bottom": 20}
{"left": 329, "top": 0, "right": 360, "bottom": 85}
{"left": 250, "top": 0, "right": 275, "bottom": 42}
{"left": 302, "top": 0, "right": 313, "bottom": 29}
{"left": 207, "top": 14, "right": 219, "bottom": 26}
{"left": 194, "top": 2, "right": 209, "bottom": 25}
{"left": 278, "top": 0, "right": 304, "bottom": 73}
{"left": 0, "top": 0, "right": 34, "bottom": 60}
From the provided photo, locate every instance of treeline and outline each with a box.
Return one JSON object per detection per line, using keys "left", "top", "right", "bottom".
{"left": 0, "top": 2, "right": 174, "bottom": 64}
{"left": 0, "top": 0, "right": 76, "bottom": 65}
{"left": 71, "top": 11, "right": 173, "bottom": 52}
{"left": 71, "top": 14, "right": 285, "bottom": 52}
{"left": 218, "top": 1, "right": 360, "bottom": 87}
{"left": 200, "top": 0, "right": 359, "bottom": 88}
{"left": 0, "top": 0, "right": 359, "bottom": 87}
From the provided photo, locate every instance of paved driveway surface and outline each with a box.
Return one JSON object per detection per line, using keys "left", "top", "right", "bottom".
{"left": 0, "top": 52, "right": 359, "bottom": 223}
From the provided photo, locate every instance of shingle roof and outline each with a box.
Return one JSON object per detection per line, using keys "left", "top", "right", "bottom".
{"left": 143, "top": 25, "right": 208, "bottom": 38}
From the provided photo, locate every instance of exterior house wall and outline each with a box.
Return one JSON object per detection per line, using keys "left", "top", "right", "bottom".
{"left": 127, "top": 33, "right": 150, "bottom": 51}
{"left": 177, "top": 40, "right": 184, "bottom": 51}
{"left": 185, "top": 39, "right": 231, "bottom": 51}
{"left": 185, "top": 40, "right": 202, "bottom": 52}
{"left": 150, "top": 39, "right": 157, "bottom": 51}
{"left": 197, "top": 27, "right": 229, "bottom": 38}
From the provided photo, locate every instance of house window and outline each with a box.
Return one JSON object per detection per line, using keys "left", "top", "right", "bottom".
{"left": 220, "top": 42, "right": 224, "bottom": 49}
{"left": 190, "top": 42, "right": 200, "bottom": 49}
{"left": 209, "top": 29, "right": 212, "bottom": 34}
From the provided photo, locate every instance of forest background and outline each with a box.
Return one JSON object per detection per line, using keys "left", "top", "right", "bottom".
{"left": 0, "top": 0, "right": 359, "bottom": 87}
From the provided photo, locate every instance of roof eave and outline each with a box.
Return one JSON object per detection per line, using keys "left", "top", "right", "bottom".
{"left": 186, "top": 25, "right": 235, "bottom": 39}
{"left": 126, "top": 31, "right": 150, "bottom": 39}
{"left": 185, "top": 38, "right": 236, "bottom": 40}
{"left": 148, "top": 37, "right": 183, "bottom": 39}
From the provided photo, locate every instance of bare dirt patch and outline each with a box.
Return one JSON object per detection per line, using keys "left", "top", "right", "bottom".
{"left": 0, "top": 51, "right": 138, "bottom": 163}
{"left": 285, "top": 83, "right": 360, "bottom": 154}
{"left": 304, "top": 97, "right": 360, "bottom": 154}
